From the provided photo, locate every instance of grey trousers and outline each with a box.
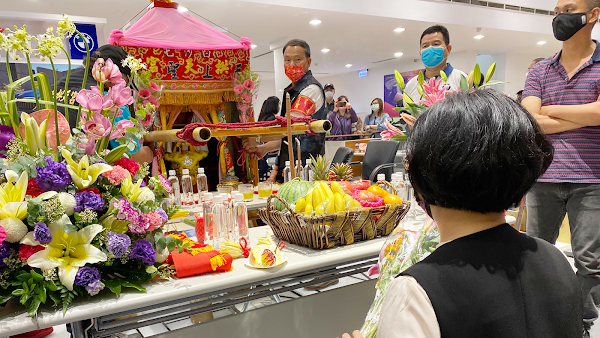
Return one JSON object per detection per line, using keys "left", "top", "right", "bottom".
{"left": 526, "top": 182, "right": 600, "bottom": 329}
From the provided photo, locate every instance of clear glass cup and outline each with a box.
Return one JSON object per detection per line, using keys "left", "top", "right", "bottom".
{"left": 239, "top": 184, "right": 254, "bottom": 202}
{"left": 258, "top": 182, "right": 272, "bottom": 199}
{"left": 217, "top": 185, "right": 233, "bottom": 195}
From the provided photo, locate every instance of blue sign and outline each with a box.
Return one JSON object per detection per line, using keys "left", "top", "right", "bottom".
{"left": 69, "top": 23, "right": 98, "bottom": 59}
{"left": 358, "top": 69, "right": 368, "bottom": 77}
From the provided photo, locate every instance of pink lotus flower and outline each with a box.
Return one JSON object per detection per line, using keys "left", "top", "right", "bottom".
{"left": 416, "top": 77, "right": 450, "bottom": 107}
{"left": 78, "top": 136, "right": 96, "bottom": 155}
{"left": 110, "top": 119, "right": 134, "bottom": 140}
{"left": 138, "top": 88, "right": 152, "bottom": 100}
{"left": 234, "top": 84, "right": 244, "bottom": 95}
{"left": 84, "top": 113, "right": 112, "bottom": 140}
{"left": 107, "top": 80, "right": 134, "bottom": 110}
{"left": 92, "top": 58, "right": 122, "bottom": 84}
{"left": 149, "top": 82, "right": 161, "bottom": 93}
{"left": 76, "top": 87, "right": 112, "bottom": 113}
{"left": 380, "top": 120, "right": 404, "bottom": 140}
{"left": 241, "top": 92, "right": 252, "bottom": 103}
{"left": 243, "top": 79, "right": 255, "bottom": 91}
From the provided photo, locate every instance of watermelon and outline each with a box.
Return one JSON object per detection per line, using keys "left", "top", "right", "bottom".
{"left": 274, "top": 178, "right": 314, "bottom": 211}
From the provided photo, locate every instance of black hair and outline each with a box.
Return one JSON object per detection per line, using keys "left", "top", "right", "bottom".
{"left": 587, "top": 0, "right": 600, "bottom": 10}
{"left": 517, "top": 90, "right": 524, "bottom": 95}
{"left": 258, "top": 96, "right": 281, "bottom": 122}
{"left": 88, "top": 45, "right": 131, "bottom": 77}
{"left": 420, "top": 25, "right": 450, "bottom": 46}
{"left": 532, "top": 57, "right": 545, "bottom": 64}
{"left": 283, "top": 39, "right": 311, "bottom": 58}
{"left": 406, "top": 90, "right": 553, "bottom": 213}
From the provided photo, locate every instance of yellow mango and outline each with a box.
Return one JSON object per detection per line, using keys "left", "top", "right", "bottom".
{"left": 295, "top": 197, "right": 306, "bottom": 213}
{"left": 313, "top": 187, "right": 323, "bottom": 207}
{"left": 320, "top": 181, "right": 335, "bottom": 201}
{"left": 315, "top": 203, "right": 325, "bottom": 216}
{"left": 305, "top": 188, "right": 313, "bottom": 205}
{"left": 334, "top": 192, "right": 344, "bottom": 212}
{"left": 331, "top": 181, "right": 344, "bottom": 195}
{"left": 304, "top": 203, "right": 314, "bottom": 217}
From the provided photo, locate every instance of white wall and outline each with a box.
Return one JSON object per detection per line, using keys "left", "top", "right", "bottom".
{"left": 253, "top": 76, "right": 276, "bottom": 120}
{"left": 476, "top": 53, "right": 507, "bottom": 92}
{"left": 504, "top": 52, "right": 550, "bottom": 96}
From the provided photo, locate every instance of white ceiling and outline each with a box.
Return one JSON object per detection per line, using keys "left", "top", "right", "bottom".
{"left": 0, "top": 0, "right": 564, "bottom": 78}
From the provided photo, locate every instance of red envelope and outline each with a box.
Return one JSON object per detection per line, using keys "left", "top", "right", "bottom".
{"left": 171, "top": 250, "right": 233, "bottom": 278}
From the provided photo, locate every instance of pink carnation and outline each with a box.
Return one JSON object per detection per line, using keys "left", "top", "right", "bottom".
{"left": 103, "top": 166, "right": 129, "bottom": 185}
{"left": 0, "top": 226, "right": 5, "bottom": 248}
{"left": 147, "top": 212, "right": 163, "bottom": 231}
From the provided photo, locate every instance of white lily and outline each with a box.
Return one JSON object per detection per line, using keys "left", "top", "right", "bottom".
{"left": 0, "top": 170, "right": 55, "bottom": 220}
{"left": 26, "top": 215, "right": 107, "bottom": 291}
{"left": 21, "top": 112, "right": 49, "bottom": 156}
{"left": 61, "top": 149, "right": 112, "bottom": 189}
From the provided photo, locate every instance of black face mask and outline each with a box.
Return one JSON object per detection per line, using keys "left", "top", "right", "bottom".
{"left": 553, "top": 12, "right": 589, "bottom": 41}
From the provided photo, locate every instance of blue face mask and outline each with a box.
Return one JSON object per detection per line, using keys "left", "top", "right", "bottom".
{"left": 420, "top": 46, "right": 446, "bottom": 68}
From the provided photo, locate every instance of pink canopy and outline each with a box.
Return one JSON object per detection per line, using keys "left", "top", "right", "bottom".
{"left": 108, "top": 2, "right": 251, "bottom": 51}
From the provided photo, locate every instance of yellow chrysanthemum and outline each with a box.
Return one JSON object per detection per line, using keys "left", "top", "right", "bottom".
{"left": 34, "top": 27, "right": 63, "bottom": 61}
{"left": 57, "top": 14, "right": 76, "bottom": 38}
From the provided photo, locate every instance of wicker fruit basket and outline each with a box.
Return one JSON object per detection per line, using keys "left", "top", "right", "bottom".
{"left": 258, "top": 182, "right": 410, "bottom": 250}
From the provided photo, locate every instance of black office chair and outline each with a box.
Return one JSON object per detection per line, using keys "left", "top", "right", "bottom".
{"left": 359, "top": 140, "right": 400, "bottom": 182}
{"left": 331, "top": 147, "right": 354, "bottom": 165}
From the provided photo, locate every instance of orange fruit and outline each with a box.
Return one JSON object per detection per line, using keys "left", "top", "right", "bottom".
{"left": 383, "top": 194, "right": 403, "bottom": 205}
{"left": 367, "top": 185, "right": 389, "bottom": 198}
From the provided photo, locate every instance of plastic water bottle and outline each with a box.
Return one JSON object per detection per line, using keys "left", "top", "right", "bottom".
{"left": 304, "top": 158, "right": 313, "bottom": 181}
{"left": 211, "top": 195, "right": 227, "bottom": 248}
{"left": 391, "top": 173, "right": 403, "bottom": 197}
{"left": 232, "top": 193, "right": 249, "bottom": 243}
{"left": 196, "top": 168, "right": 208, "bottom": 203}
{"left": 283, "top": 161, "right": 291, "bottom": 183}
{"left": 181, "top": 169, "right": 193, "bottom": 206}
{"left": 203, "top": 193, "right": 214, "bottom": 245}
{"left": 168, "top": 170, "right": 181, "bottom": 206}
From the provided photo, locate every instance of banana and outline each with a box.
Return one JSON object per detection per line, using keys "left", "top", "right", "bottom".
{"left": 334, "top": 192, "right": 344, "bottom": 212}
{"left": 315, "top": 203, "right": 325, "bottom": 216}
{"left": 305, "top": 187, "right": 314, "bottom": 206}
{"left": 313, "top": 187, "right": 323, "bottom": 208}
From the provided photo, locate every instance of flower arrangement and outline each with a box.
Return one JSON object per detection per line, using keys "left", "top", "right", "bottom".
{"left": 387, "top": 63, "right": 502, "bottom": 129}
{"left": 0, "top": 16, "right": 189, "bottom": 317}
{"left": 360, "top": 218, "right": 440, "bottom": 337}
{"left": 132, "top": 69, "right": 163, "bottom": 131}
{"left": 232, "top": 66, "right": 261, "bottom": 123}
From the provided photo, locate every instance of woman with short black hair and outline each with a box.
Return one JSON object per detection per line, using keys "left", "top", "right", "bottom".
{"left": 343, "top": 90, "right": 582, "bottom": 338}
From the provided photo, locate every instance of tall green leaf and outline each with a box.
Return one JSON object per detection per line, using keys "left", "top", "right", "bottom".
{"left": 36, "top": 73, "right": 54, "bottom": 110}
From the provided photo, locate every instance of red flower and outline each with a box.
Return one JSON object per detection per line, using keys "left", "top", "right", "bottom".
{"left": 114, "top": 158, "right": 140, "bottom": 176}
{"left": 77, "top": 187, "right": 101, "bottom": 195}
{"left": 19, "top": 245, "right": 44, "bottom": 261}
{"left": 27, "top": 179, "right": 45, "bottom": 197}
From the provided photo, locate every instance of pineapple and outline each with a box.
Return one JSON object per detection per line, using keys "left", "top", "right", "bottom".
{"left": 329, "top": 163, "right": 354, "bottom": 181}
{"left": 310, "top": 154, "right": 331, "bottom": 182}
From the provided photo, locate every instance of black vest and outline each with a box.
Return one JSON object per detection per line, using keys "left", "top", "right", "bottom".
{"left": 401, "top": 224, "right": 582, "bottom": 338}
{"left": 277, "top": 70, "right": 326, "bottom": 181}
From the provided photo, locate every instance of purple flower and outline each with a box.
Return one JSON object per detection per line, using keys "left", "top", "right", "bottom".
{"left": 106, "top": 231, "right": 131, "bottom": 258}
{"left": 74, "top": 267, "right": 101, "bottom": 286}
{"left": 0, "top": 125, "right": 15, "bottom": 158}
{"left": 85, "top": 280, "right": 105, "bottom": 296}
{"left": 156, "top": 208, "right": 168, "bottom": 222}
{"left": 33, "top": 222, "right": 52, "bottom": 245}
{"left": 35, "top": 156, "right": 72, "bottom": 191}
{"left": 114, "top": 199, "right": 136, "bottom": 221}
{"left": 0, "top": 241, "right": 16, "bottom": 269}
{"left": 129, "top": 239, "right": 155, "bottom": 265}
{"left": 74, "top": 191, "right": 104, "bottom": 213}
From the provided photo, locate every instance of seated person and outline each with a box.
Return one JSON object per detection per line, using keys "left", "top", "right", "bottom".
{"left": 364, "top": 98, "right": 391, "bottom": 138}
{"left": 343, "top": 90, "right": 582, "bottom": 338}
